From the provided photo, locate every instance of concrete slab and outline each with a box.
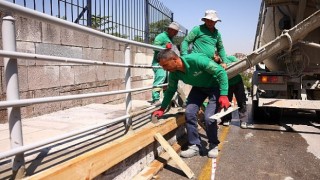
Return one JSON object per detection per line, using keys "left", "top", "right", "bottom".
{"left": 0, "top": 100, "right": 151, "bottom": 153}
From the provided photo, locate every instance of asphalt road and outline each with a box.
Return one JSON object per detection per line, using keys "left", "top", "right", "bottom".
{"left": 157, "top": 103, "right": 320, "bottom": 180}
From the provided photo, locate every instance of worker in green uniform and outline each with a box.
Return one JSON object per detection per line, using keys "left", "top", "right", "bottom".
{"left": 213, "top": 52, "right": 251, "bottom": 128}
{"left": 152, "top": 49, "right": 230, "bottom": 158}
{"left": 151, "top": 22, "right": 180, "bottom": 104}
{"left": 181, "top": 10, "right": 228, "bottom": 61}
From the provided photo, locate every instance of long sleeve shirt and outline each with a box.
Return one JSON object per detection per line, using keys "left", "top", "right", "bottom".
{"left": 223, "top": 55, "right": 243, "bottom": 86}
{"left": 152, "top": 31, "right": 173, "bottom": 65}
{"left": 161, "top": 53, "right": 229, "bottom": 109}
{"left": 181, "top": 24, "right": 228, "bottom": 62}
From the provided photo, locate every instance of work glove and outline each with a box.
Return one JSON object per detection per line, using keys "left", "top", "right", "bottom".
{"left": 152, "top": 108, "right": 165, "bottom": 118}
{"left": 218, "top": 95, "right": 230, "bottom": 110}
{"left": 166, "top": 43, "right": 172, "bottom": 49}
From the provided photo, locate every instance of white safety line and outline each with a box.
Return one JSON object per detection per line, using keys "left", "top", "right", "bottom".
{"left": 211, "top": 158, "right": 217, "bottom": 180}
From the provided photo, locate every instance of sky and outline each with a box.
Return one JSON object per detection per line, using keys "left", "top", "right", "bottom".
{"left": 159, "top": 0, "right": 262, "bottom": 55}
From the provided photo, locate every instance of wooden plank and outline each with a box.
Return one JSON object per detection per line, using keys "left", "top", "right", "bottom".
{"left": 132, "top": 143, "right": 182, "bottom": 180}
{"left": 24, "top": 115, "right": 185, "bottom": 180}
{"left": 154, "top": 133, "right": 194, "bottom": 179}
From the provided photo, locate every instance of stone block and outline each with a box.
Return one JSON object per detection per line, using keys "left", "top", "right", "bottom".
{"left": 35, "top": 43, "right": 82, "bottom": 66}
{"left": 42, "top": 22, "right": 61, "bottom": 44}
{"left": 105, "top": 66, "right": 118, "bottom": 81}
{"left": 89, "top": 35, "right": 103, "bottom": 48}
{"left": 102, "top": 49, "right": 114, "bottom": 62}
{"left": 60, "top": 66, "right": 75, "bottom": 87}
{"left": 96, "top": 66, "right": 106, "bottom": 81}
{"left": 18, "top": 66, "right": 28, "bottom": 91}
{"left": 0, "top": 109, "right": 7, "bottom": 123}
{"left": 60, "top": 28, "right": 89, "bottom": 47}
{"left": 28, "top": 66, "right": 60, "bottom": 89}
{"left": 16, "top": 41, "right": 36, "bottom": 66}
{"left": 74, "top": 66, "right": 96, "bottom": 84}
{"left": 16, "top": 16, "right": 41, "bottom": 42}
{"left": 103, "top": 39, "right": 118, "bottom": 50}
{"left": 82, "top": 48, "right": 102, "bottom": 61}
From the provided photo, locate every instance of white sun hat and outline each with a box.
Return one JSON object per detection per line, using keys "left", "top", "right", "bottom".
{"left": 201, "top": 10, "right": 221, "bottom": 22}
{"left": 168, "top": 22, "right": 180, "bottom": 31}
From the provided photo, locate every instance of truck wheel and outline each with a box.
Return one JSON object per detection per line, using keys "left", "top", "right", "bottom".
{"left": 252, "top": 100, "right": 265, "bottom": 122}
{"left": 316, "top": 111, "right": 320, "bottom": 120}
{"left": 265, "top": 107, "right": 282, "bottom": 123}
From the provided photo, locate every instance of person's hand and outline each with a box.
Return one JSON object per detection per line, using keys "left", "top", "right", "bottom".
{"left": 166, "top": 43, "right": 172, "bottom": 49}
{"left": 152, "top": 108, "right": 165, "bottom": 118}
{"left": 218, "top": 95, "right": 230, "bottom": 110}
{"left": 221, "top": 63, "right": 227, "bottom": 69}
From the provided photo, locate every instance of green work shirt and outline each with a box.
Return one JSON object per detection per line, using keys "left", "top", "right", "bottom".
{"left": 181, "top": 24, "right": 227, "bottom": 61}
{"left": 224, "top": 55, "right": 242, "bottom": 86}
{"left": 161, "top": 53, "right": 229, "bottom": 109}
{"left": 152, "top": 31, "right": 173, "bottom": 65}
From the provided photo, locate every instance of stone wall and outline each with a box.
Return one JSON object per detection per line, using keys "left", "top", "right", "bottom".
{"left": 0, "top": 12, "right": 156, "bottom": 123}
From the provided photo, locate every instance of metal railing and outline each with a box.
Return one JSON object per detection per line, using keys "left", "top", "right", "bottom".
{"left": 6, "top": 0, "right": 188, "bottom": 44}
{"left": 0, "top": 1, "right": 175, "bottom": 178}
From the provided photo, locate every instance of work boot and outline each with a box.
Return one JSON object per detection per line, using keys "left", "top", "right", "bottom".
{"left": 180, "top": 145, "right": 200, "bottom": 158}
{"left": 240, "top": 121, "right": 254, "bottom": 129}
{"left": 208, "top": 144, "right": 219, "bottom": 158}
{"left": 223, "top": 120, "right": 231, "bottom": 126}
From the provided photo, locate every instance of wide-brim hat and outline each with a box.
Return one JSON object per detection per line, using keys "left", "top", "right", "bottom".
{"left": 168, "top": 22, "right": 180, "bottom": 31}
{"left": 201, "top": 10, "right": 221, "bottom": 22}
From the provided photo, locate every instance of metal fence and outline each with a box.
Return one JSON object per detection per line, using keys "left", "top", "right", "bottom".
{"left": 0, "top": 1, "right": 171, "bottom": 178}
{"left": 7, "top": 0, "right": 188, "bottom": 44}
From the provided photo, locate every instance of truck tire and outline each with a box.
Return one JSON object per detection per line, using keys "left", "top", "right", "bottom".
{"left": 265, "top": 107, "right": 282, "bottom": 122}
{"left": 316, "top": 111, "right": 320, "bottom": 119}
{"left": 252, "top": 100, "right": 265, "bottom": 122}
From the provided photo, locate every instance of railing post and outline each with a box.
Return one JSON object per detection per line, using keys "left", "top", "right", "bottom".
{"left": 87, "top": 0, "right": 92, "bottom": 27}
{"left": 2, "top": 15, "right": 25, "bottom": 178}
{"left": 124, "top": 44, "right": 132, "bottom": 132}
{"left": 144, "top": 0, "right": 150, "bottom": 43}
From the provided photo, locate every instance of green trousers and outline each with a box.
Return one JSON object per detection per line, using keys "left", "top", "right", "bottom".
{"left": 152, "top": 68, "right": 167, "bottom": 102}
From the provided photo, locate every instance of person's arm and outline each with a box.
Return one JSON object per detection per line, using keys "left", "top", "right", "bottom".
{"left": 215, "top": 31, "right": 228, "bottom": 63}
{"left": 154, "top": 32, "right": 171, "bottom": 48}
{"left": 205, "top": 61, "right": 228, "bottom": 95}
{"left": 160, "top": 73, "right": 179, "bottom": 109}
{"left": 152, "top": 73, "right": 178, "bottom": 117}
{"left": 181, "top": 26, "right": 198, "bottom": 56}
{"left": 222, "top": 55, "right": 238, "bottom": 68}
{"left": 204, "top": 60, "right": 230, "bottom": 109}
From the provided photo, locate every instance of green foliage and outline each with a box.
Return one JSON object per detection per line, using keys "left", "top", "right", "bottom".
{"left": 133, "top": 35, "right": 144, "bottom": 42}
{"left": 91, "top": 15, "right": 115, "bottom": 33}
{"left": 173, "top": 36, "right": 185, "bottom": 47}
{"left": 111, "top": 32, "right": 128, "bottom": 39}
{"left": 240, "top": 72, "right": 253, "bottom": 89}
{"left": 148, "top": 19, "right": 172, "bottom": 43}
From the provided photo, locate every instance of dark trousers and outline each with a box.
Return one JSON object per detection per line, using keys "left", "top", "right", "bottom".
{"left": 223, "top": 80, "right": 248, "bottom": 122}
{"left": 185, "top": 86, "right": 220, "bottom": 146}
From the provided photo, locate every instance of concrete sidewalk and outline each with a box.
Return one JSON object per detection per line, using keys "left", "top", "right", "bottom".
{"left": 0, "top": 100, "right": 152, "bottom": 153}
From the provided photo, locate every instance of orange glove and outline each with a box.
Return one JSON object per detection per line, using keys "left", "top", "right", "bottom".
{"left": 218, "top": 95, "right": 230, "bottom": 110}
{"left": 166, "top": 43, "right": 172, "bottom": 49}
{"left": 152, "top": 108, "right": 165, "bottom": 118}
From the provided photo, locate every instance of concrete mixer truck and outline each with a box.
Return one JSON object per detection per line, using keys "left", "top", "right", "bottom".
{"left": 226, "top": 0, "right": 320, "bottom": 120}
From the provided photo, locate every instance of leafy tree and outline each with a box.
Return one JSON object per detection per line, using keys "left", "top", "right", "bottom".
{"left": 240, "top": 72, "right": 252, "bottom": 90}
{"left": 111, "top": 32, "right": 128, "bottom": 39}
{"left": 133, "top": 35, "right": 144, "bottom": 42}
{"left": 90, "top": 15, "right": 115, "bottom": 33}
{"left": 173, "top": 35, "right": 185, "bottom": 47}
{"left": 148, "top": 19, "right": 172, "bottom": 43}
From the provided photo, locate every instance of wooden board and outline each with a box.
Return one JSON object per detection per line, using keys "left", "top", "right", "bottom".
{"left": 132, "top": 143, "right": 182, "bottom": 180}
{"left": 24, "top": 115, "right": 185, "bottom": 180}
{"left": 154, "top": 133, "right": 194, "bottom": 179}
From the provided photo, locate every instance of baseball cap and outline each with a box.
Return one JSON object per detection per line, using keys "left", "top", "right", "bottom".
{"left": 201, "top": 10, "right": 221, "bottom": 22}
{"left": 168, "top": 22, "right": 180, "bottom": 31}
